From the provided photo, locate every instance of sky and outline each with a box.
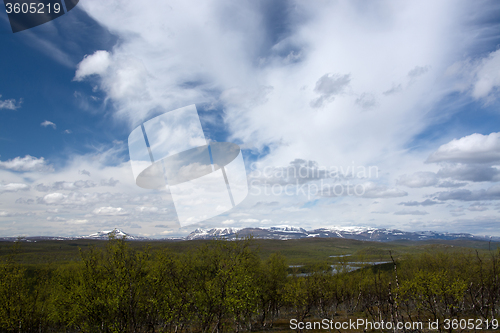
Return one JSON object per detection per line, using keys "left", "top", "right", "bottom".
{"left": 1, "top": 0, "right": 500, "bottom": 238}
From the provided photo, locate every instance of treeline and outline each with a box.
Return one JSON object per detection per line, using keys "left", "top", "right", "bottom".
{"left": 0, "top": 238, "right": 498, "bottom": 332}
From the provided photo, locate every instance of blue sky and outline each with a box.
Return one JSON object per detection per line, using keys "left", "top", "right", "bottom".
{"left": 1, "top": 0, "right": 500, "bottom": 238}
{"left": 0, "top": 5, "right": 118, "bottom": 161}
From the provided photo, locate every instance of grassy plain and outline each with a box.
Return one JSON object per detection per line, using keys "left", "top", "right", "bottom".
{"left": 1, "top": 236, "right": 498, "bottom": 266}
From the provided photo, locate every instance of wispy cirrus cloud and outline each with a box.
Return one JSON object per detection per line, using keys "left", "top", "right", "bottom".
{"left": 470, "top": 49, "right": 500, "bottom": 102}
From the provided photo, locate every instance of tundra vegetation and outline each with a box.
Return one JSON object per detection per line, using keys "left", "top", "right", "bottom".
{"left": 0, "top": 237, "right": 498, "bottom": 332}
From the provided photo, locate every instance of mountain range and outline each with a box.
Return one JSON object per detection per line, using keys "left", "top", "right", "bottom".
{"left": 184, "top": 226, "right": 500, "bottom": 242}
{"left": 2, "top": 226, "right": 497, "bottom": 242}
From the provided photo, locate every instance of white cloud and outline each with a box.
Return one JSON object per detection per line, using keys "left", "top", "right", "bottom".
{"left": 437, "top": 164, "right": 500, "bottom": 182}
{"left": 383, "top": 84, "right": 402, "bottom": 95}
{"left": 399, "top": 199, "right": 442, "bottom": 206}
{"left": 0, "top": 183, "right": 29, "bottom": 193}
{"left": 93, "top": 206, "right": 128, "bottom": 216}
{"left": 433, "top": 184, "right": 500, "bottom": 201}
{"left": 359, "top": 182, "right": 408, "bottom": 199}
{"left": 397, "top": 172, "right": 438, "bottom": 188}
{"left": 100, "top": 178, "right": 119, "bottom": 187}
{"left": 249, "top": 159, "right": 361, "bottom": 186}
{"left": 15, "top": 198, "right": 34, "bottom": 205}
{"left": 135, "top": 206, "right": 159, "bottom": 213}
{"left": 35, "top": 180, "right": 97, "bottom": 192}
{"left": 67, "top": 219, "right": 89, "bottom": 224}
{"left": 0, "top": 155, "right": 54, "bottom": 172}
{"left": 41, "top": 120, "right": 56, "bottom": 129}
{"left": 0, "top": 95, "right": 22, "bottom": 110}
{"left": 468, "top": 205, "right": 488, "bottom": 212}
{"left": 408, "top": 65, "right": 429, "bottom": 77}
{"left": 74, "top": 50, "right": 111, "bottom": 81}
{"left": 310, "top": 73, "right": 351, "bottom": 108}
{"left": 79, "top": 169, "right": 91, "bottom": 176}
{"left": 74, "top": 0, "right": 466, "bottom": 146}
{"left": 41, "top": 193, "right": 67, "bottom": 205}
{"left": 355, "top": 93, "right": 377, "bottom": 109}
{"left": 437, "top": 180, "right": 467, "bottom": 188}
{"left": 444, "top": 216, "right": 500, "bottom": 234}
{"left": 316, "top": 181, "right": 407, "bottom": 198}
{"left": 39, "top": 191, "right": 124, "bottom": 206}
{"left": 394, "top": 210, "right": 429, "bottom": 215}
{"left": 427, "top": 132, "right": 500, "bottom": 164}
{"left": 74, "top": 50, "right": 153, "bottom": 125}
{"left": 240, "top": 218, "right": 259, "bottom": 223}
{"left": 47, "top": 216, "right": 67, "bottom": 221}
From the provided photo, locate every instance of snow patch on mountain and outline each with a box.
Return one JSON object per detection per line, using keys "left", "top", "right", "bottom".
{"left": 82, "top": 229, "right": 138, "bottom": 240}
{"left": 186, "top": 227, "right": 242, "bottom": 240}
{"left": 266, "top": 225, "right": 307, "bottom": 233}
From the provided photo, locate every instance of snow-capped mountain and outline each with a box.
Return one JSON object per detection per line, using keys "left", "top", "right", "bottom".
{"left": 81, "top": 229, "right": 143, "bottom": 240}
{"left": 267, "top": 226, "right": 307, "bottom": 233}
{"left": 185, "top": 226, "right": 500, "bottom": 242}
{"left": 185, "top": 227, "right": 242, "bottom": 240}
{"left": 186, "top": 226, "right": 309, "bottom": 240}
{"left": 309, "top": 227, "right": 477, "bottom": 241}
